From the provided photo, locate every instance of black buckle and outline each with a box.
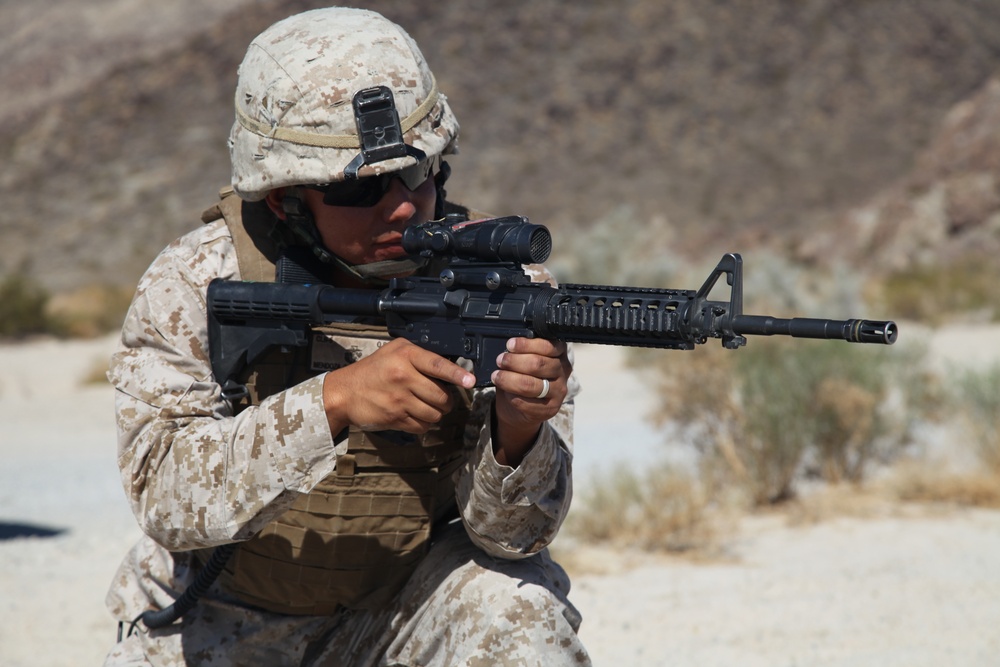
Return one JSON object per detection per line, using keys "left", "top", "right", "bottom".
{"left": 344, "top": 86, "right": 426, "bottom": 180}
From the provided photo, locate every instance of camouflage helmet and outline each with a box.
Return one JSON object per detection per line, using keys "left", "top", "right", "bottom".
{"left": 228, "top": 8, "right": 459, "bottom": 202}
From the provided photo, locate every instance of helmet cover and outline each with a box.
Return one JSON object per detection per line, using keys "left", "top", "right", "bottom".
{"left": 229, "top": 8, "right": 459, "bottom": 202}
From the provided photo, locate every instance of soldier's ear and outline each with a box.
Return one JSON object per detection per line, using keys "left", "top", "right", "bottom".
{"left": 264, "top": 188, "right": 287, "bottom": 220}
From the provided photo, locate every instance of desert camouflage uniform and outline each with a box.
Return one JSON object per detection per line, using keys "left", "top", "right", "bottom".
{"left": 103, "top": 215, "right": 589, "bottom": 665}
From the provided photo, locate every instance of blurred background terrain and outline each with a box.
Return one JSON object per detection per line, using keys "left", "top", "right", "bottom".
{"left": 2, "top": 0, "right": 1000, "bottom": 301}
{"left": 3, "top": 5, "right": 1000, "bottom": 664}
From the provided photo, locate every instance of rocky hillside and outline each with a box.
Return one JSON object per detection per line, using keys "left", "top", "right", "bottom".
{"left": 2, "top": 0, "right": 999, "bottom": 292}
{"left": 799, "top": 75, "right": 1000, "bottom": 273}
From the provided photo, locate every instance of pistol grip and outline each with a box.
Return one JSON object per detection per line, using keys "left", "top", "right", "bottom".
{"left": 472, "top": 336, "right": 510, "bottom": 388}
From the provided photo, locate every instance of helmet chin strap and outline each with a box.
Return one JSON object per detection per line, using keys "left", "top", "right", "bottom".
{"left": 351, "top": 257, "right": 426, "bottom": 279}
{"left": 279, "top": 187, "right": 426, "bottom": 286}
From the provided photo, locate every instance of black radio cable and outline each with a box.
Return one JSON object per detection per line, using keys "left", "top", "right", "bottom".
{"left": 122, "top": 543, "right": 237, "bottom": 638}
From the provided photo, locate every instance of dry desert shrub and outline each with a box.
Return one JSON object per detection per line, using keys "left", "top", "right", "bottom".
{"left": 888, "top": 461, "right": 1000, "bottom": 508}
{"left": 566, "top": 463, "right": 719, "bottom": 554}
{"left": 812, "top": 376, "right": 880, "bottom": 483}
{"left": 45, "top": 284, "right": 134, "bottom": 338}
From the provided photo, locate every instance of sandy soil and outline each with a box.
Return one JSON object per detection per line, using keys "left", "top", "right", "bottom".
{"left": 1, "top": 326, "right": 999, "bottom": 666}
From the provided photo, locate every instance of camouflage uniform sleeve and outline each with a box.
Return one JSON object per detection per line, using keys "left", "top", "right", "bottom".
{"left": 109, "top": 222, "right": 337, "bottom": 551}
{"left": 454, "top": 264, "right": 578, "bottom": 559}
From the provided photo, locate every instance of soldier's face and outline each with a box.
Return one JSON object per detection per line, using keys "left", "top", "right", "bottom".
{"left": 307, "top": 173, "right": 437, "bottom": 275}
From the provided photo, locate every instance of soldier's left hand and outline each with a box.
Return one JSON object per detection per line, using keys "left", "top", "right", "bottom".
{"left": 489, "top": 337, "right": 572, "bottom": 465}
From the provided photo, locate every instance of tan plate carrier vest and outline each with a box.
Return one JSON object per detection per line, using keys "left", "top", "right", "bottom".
{"left": 200, "top": 189, "right": 475, "bottom": 615}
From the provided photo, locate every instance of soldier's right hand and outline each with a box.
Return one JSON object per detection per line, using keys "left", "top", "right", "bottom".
{"left": 322, "top": 338, "right": 475, "bottom": 435}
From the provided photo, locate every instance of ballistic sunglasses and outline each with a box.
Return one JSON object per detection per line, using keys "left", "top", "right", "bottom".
{"left": 307, "top": 156, "right": 439, "bottom": 208}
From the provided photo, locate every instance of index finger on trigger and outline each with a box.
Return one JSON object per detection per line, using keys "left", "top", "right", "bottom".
{"left": 413, "top": 348, "right": 476, "bottom": 389}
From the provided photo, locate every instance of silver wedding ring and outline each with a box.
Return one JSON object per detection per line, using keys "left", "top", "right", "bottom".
{"left": 536, "top": 378, "right": 550, "bottom": 399}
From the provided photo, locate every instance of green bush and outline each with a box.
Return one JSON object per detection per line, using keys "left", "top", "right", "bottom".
{"left": 654, "top": 338, "right": 927, "bottom": 505}
{"left": 0, "top": 275, "right": 134, "bottom": 339}
{"left": 948, "top": 363, "right": 1000, "bottom": 473}
{"left": 877, "top": 260, "right": 1000, "bottom": 324}
{"left": 0, "top": 275, "right": 51, "bottom": 338}
{"left": 739, "top": 342, "right": 899, "bottom": 495}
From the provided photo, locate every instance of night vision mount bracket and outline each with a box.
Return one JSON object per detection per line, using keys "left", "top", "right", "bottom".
{"left": 343, "top": 86, "right": 427, "bottom": 180}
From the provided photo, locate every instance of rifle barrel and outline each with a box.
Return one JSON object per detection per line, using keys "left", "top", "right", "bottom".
{"left": 732, "top": 315, "right": 897, "bottom": 345}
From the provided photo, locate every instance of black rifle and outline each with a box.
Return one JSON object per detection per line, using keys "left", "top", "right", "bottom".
{"left": 207, "top": 215, "right": 897, "bottom": 397}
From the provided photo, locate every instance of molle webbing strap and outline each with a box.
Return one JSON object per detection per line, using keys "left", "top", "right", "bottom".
{"left": 223, "top": 452, "right": 468, "bottom": 615}
{"left": 235, "top": 75, "right": 439, "bottom": 149}
{"left": 344, "top": 418, "right": 469, "bottom": 470}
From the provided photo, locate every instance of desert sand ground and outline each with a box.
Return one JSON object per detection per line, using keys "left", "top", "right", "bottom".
{"left": 1, "top": 327, "right": 998, "bottom": 666}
